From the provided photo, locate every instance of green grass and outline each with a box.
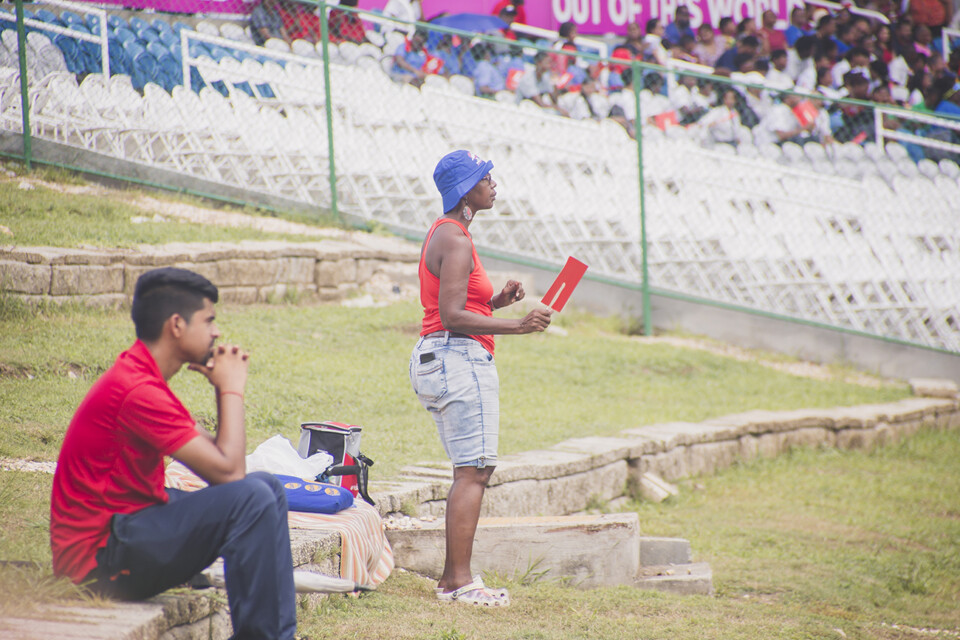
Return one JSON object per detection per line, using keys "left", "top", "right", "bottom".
{"left": 294, "top": 429, "right": 960, "bottom": 640}
{"left": 0, "top": 177, "right": 336, "bottom": 248}
{"left": 3, "top": 426, "right": 956, "bottom": 637}
{"left": 0, "top": 299, "right": 909, "bottom": 478}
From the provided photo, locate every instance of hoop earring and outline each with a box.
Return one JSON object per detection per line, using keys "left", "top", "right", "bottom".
{"left": 462, "top": 205, "right": 473, "bottom": 221}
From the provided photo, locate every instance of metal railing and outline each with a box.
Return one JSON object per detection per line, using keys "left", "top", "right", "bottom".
{"left": 2, "top": 0, "right": 960, "bottom": 356}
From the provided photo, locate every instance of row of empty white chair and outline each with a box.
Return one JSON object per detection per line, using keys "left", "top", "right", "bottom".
{"left": 3, "top": 58, "right": 960, "bottom": 352}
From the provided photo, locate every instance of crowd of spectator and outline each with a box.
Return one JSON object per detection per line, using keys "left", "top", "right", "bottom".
{"left": 250, "top": 0, "right": 960, "bottom": 156}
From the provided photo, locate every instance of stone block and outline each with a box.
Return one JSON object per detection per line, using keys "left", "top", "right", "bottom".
{"left": 315, "top": 258, "right": 358, "bottom": 287}
{"left": 277, "top": 257, "right": 315, "bottom": 284}
{"left": 836, "top": 427, "right": 879, "bottom": 451}
{"left": 0, "top": 260, "right": 51, "bottom": 294}
{"left": 483, "top": 461, "right": 627, "bottom": 517}
{"left": 637, "top": 472, "right": 678, "bottom": 503}
{"left": 910, "top": 378, "right": 959, "bottom": 399}
{"left": 756, "top": 432, "right": 785, "bottom": 458}
{"left": 386, "top": 514, "right": 641, "bottom": 589}
{"left": 639, "top": 537, "right": 692, "bottom": 566}
{"left": 551, "top": 436, "right": 644, "bottom": 469}
{"left": 218, "top": 286, "right": 258, "bottom": 304}
{"left": 635, "top": 562, "right": 713, "bottom": 596}
{"left": 317, "top": 283, "right": 358, "bottom": 302}
{"left": 216, "top": 258, "right": 280, "bottom": 287}
{"left": 634, "top": 446, "right": 689, "bottom": 481}
{"left": 491, "top": 449, "right": 596, "bottom": 484}
{"left": 355, "top": 258, "right": 382, "bottom": 283}
{"left": 50, "top": 264, "right": 124, "bottom": 295}
{"left": 372, "top": 479, "right": 452, "bottom": 517}
{"left": 782, "top": 427, "right": 834, "bottom": 450}
{"left": 686, "top": 440, "right": 740, "bottom": 477}
{"left": 738, "top": 435, "right": 759, "bottom": 462}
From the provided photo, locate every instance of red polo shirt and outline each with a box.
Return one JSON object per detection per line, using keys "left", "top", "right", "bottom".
{"left": 50, "top": 340, "right": 199, "bottom": 583}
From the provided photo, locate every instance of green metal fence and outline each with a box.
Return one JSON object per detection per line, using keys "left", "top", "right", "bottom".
{"left": 3, "top": 0, "right": 960, "bottom": 356}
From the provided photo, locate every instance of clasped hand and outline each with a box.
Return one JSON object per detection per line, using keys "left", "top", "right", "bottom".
{"left": 188, "top": 344, "right": 249, "bottom": 393}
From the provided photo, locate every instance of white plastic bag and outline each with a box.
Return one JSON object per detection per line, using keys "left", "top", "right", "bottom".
{"left": 245, "top": 435, "right": 334, "bottom": 479}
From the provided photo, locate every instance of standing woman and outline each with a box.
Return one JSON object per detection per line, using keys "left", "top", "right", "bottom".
{"left": 409, "top": 151, "right": 552, "bottom": 607}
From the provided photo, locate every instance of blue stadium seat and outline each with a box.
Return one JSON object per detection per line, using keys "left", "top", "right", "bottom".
{"left": 85, "top": 13, "right": 101, "bottom": 32}
{"left": 108, "top": 36, "right": 131, "bottom": 75}
{"left": 172, "top": 21, "right": 190, "bottom": 34}
{"left": 152, "top": 18, "right": 173, "bottom": 35}
{"left": 124, "top": 40, "right": 159, "bottom": 90}
{"left": 129, "top": 16, "right": 150, "bottom": 33}
{"left": 147, "top": 40, "right": 181, "bottom": 90}
{"left": 159, "top": 30, "right": 178, "bottom": 48}
{"left": 137, "top": 28, "right": 161, "bottom": 45}
{"left": 35, "top": 9, "right": 63, "bottom": 26}
{"left": 114, "top": 27, "right": 136, "bottom": 45}
{"left": 53, "top": 32, "right": 81, "bottom": 72}
{"left": 107, "top": 15, "right": 127, "bottom": 32}
{"left": 61, "top": 10, "right": 83, "bottom": 25}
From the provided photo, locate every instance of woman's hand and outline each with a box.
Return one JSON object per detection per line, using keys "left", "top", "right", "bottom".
{"left": 515, "top": 308, "right": 553, "bottom": 334}
{"left": 492, "top": 280, "right": 524, "bottom": 310}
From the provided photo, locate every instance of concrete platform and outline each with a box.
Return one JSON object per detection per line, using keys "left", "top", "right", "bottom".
{"left": 386, "top": 514, "right": 712, "bottom": 593}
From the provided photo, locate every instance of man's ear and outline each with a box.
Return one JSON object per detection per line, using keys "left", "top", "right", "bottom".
{"left": 167, "top": 313, "right": 186, "bottom": 339}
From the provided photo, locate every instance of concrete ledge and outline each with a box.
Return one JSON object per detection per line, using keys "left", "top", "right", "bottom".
{"left": 377, "top": 396, "right": 960, "bottom": 520}
{"left": 1, "top": 241, "right": 419, "bottom": 307}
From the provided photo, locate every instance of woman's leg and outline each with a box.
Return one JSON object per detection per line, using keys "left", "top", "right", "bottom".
{"left": 438, "top": 464, "right": 495, "bottom": 592}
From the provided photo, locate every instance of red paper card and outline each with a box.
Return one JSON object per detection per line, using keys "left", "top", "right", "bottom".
{"left": 541, "top": 257, "right": 588, "bottom": 312}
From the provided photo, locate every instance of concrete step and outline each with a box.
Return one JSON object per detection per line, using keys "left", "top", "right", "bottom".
{"left": 387, "top": 513, "right": 641, "bottom": 589}
{"left": 387, "top": 514, "right": 713, "bottom": 594}
{"left": 635, "top": 562, "right": 714, "bottom": 596}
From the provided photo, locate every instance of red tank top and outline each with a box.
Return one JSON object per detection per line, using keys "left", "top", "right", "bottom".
{"left": 419, "top": 218, "right": 495, "bottom": 355}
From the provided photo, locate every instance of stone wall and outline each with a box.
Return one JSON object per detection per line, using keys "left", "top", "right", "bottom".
{"left": 373, "top": 393, "right": 960, "bottom": 518}
{"left": 0, "top": 238, "right": 420, "bottom": 306}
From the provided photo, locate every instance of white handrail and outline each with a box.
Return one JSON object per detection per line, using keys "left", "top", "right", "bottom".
{"left": 875, "top": 106, "right": 960, "bottom": 156}
{"left": 942, "top": 27, "right": 960, "bottom": 61}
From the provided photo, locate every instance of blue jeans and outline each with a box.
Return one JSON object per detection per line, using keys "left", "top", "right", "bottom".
{"left": 410, "top": 334, "right": 500, "bottom": 468}
{"left": 90, "top": 472, "right": 297, "bottom": 640}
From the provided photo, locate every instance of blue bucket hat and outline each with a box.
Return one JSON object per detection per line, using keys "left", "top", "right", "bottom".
{"left": 433, "top": 150, "right": 494, "bottom": 214}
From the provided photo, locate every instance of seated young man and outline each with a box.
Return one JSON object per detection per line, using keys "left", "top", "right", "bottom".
{"left": 50, "top": 267, "right": 296, "bottom": 640}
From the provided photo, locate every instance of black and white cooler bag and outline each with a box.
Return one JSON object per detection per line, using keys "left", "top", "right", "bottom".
{"left": 297, "top": 421, "right": 375, "bottom": 505}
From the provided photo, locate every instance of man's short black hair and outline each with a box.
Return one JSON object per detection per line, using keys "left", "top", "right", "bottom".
{"left": 131, "top": 268, "right": 218, "bottom": 342}
{"left": 795, "top": 34, "right": 817, "bottom": 57}
{"left": 771, "top": 48, "right": 787, "bottom": 61}
{"left": 621, "top": 66, "right": 633, "bottom": 87}
{"left": 558, "top": 21, "right": 576, "bottom": 39}
{"left": 646, "top": 18, "right": 660, "bottom": 34}
{"left": 740, "top": 35, "right": 760, "bottom": 49}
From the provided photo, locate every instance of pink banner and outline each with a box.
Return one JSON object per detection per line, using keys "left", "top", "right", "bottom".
{"left": 75, "top": 0, "right": 804, "bottom": 31}
{"left": 360, "top": 0, "right": 806, "bottom": 33}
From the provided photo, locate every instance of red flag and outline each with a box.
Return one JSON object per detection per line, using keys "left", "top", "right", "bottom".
{"left": 541, "top": 257, "right": 588, "bottom": 312}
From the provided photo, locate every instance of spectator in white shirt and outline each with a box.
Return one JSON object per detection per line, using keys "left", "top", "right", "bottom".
{"left": 766, "top": 49, "right": 795, "bottom": 90}
{"left": 697, "top": 87, "right": 745, "bottom": 145}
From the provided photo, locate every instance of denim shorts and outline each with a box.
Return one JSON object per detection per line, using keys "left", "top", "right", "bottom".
{"left": 409, "top": 334, "right": 499, "bottom": 468}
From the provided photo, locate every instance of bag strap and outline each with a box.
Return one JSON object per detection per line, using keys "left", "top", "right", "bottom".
{"left": 324, "top": 454, "right": 376, "bottom": 506}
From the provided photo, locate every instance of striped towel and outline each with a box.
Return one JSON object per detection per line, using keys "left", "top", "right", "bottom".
{"left": 165, "top": 461, "right": 394, "bottom": 589}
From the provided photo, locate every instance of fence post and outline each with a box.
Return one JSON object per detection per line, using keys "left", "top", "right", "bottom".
{"left": 318, "top": 1, "right": 340, "bottom": 223}
{"left": 632, "top": 60, "right": 652, "bottom": 336}
{"left": 14, "top": 0, "right": 31, "bottom": 170}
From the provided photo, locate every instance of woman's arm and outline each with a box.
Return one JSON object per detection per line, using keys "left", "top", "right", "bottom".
{"left": 431, "top": 226, "right": 551, "bottom": 335}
